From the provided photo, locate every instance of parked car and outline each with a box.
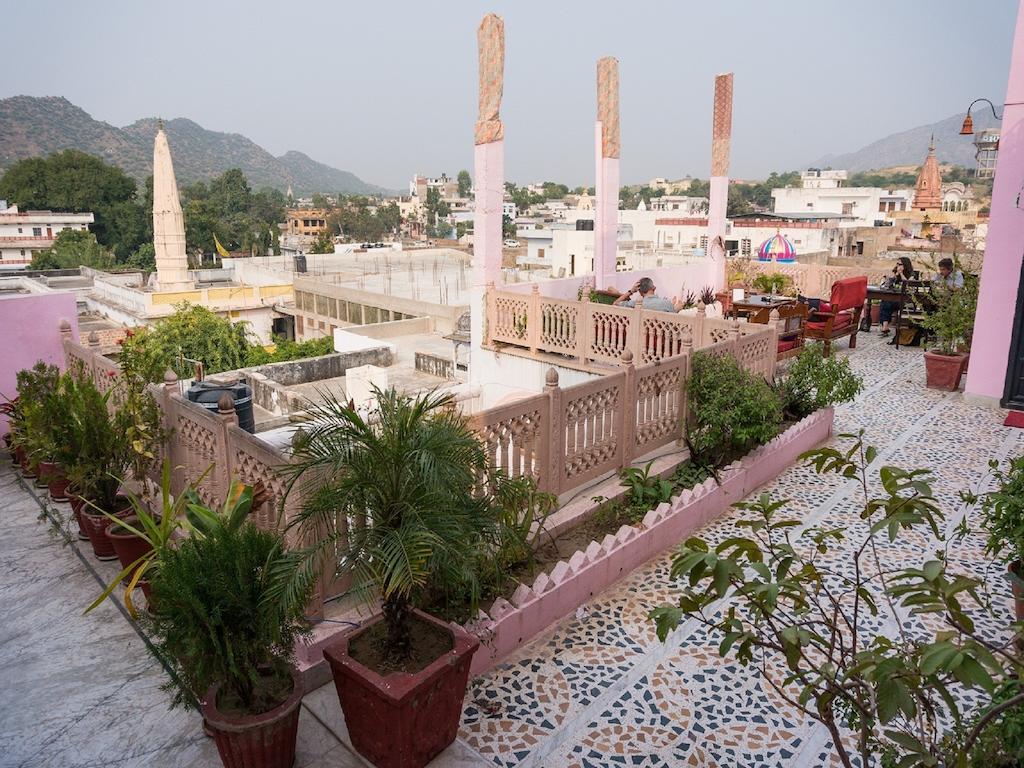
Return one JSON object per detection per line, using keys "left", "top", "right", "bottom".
{"left": 504, "top": 239, "right": 520, "bottom": 248}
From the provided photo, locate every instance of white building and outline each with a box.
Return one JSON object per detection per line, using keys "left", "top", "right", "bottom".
{"left": 771, "top": 184, "right": 912, "bottom": 226}
{"left": 648, "top": 195, "right": 709, "bottom": 215}
{"left": 0, "top": 203, "right": 95, "bottom": 270}
{"left": 502, "top": 201, "right": 517, "bottom": 220}
{"left": 800, "top": 169, "right": 848, "bottom": 189}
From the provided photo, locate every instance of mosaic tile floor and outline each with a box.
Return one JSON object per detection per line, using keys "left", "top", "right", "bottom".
{"left": 457, "top": 332, "right": 1024, "bottom": 768}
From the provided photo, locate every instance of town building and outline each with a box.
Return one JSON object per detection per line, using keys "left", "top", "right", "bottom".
{"left": 0, "top": 203, "right": 95, "bottom": 270}
{"left": 771, "top": 173, "right": 912, "bottom": 225}
{"left": 285, "top": 209, "right": 330, "bottom": 236}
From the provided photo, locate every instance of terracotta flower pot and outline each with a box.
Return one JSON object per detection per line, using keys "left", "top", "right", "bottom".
{"left": 20, "top": 451, "right": 37, "bottom": 479}
{"left": 69, "top": 494, "right": 89, "bottom": 541}
{"left": 923, "top": 350, "right": 969, "bottom": 391}
{"left": 323, "top": 610, "right": 480, "bottom": 768}
{"left": 36, "top": 459, "right": 57, "bottom": 489}
{"left": 1009, "top": 561, "right": 1024, "bottom": 623}
{"left": 202, "top": 667, "right": 304, "bottom": 768}
{"left": 48, "top": 469, "right": 71, "bottom": 503}
{"left": 81, "top": 500, "right": 133, "bottom": 561}
{"left": 106, "top": 517, "right": 155, "bottom": 583}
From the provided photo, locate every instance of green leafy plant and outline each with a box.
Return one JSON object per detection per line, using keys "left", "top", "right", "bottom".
{"left": 916, "top": 260, "right": 978, "bottom": 355}
{"left": 685, "top": 351, "right": 782, "bottom": 468}
{"left": 147, "top": 480, "right": 311, "bottom": 713}
{"left": 649, "top": 432, "right": 1024, "bottom": 768}
{"left": 752, "top": 272, "right": 795, "bottom": 296}
{"left": 272, "top": 388, "right": 495, "bottom": 662}
{"left": 775, "top": 342, "right": 864, "bottom": 420}
{"left": 9, "top": 362, "right": 62, "bottom": 465}
{"left": 973, "top": 456, "right": 1024, "bottom": 568}
{"left": 962, "top": 679, "right": 1024, "bottom": 767}
{"left": 620, "top": 461, "right": 674, "bottom": 508}
{"left": 86, "top": 460, "right": 213, "bottom": 618}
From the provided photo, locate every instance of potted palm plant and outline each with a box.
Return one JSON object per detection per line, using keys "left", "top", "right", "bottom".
{"left": 145, "top": 482, "right": 311, "bottom": 768}
{"left": 273, "top": 389, "right": 486, "bottom": 768}
{"left": 919, "top": 269, "right": 977, "bottom": 391}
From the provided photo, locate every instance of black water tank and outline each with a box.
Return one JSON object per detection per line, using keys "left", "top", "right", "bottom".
{"left": 294, "top": 253, "right": 307, "bottom": 273}
{"left": 186, "top": 381, "right": 255, "bottom": 434}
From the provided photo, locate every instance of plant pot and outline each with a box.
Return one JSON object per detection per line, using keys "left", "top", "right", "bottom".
{"left": 48, "top": 469, "right": 71, "bottom": 503}
{"left": 81, "top": 501, "right": 133, "bottom": 561}
{"left": 70, "top": 494, "right": 89, "bottom": 541}
{"left": 1009, "top": 561, "right": 1024, "bottom": 623}
{"left": 323, "top": 609, "right": 480, "bottom": 768}
{"left": 201, "top": 666, "right": 304, "bottom": 768}
{"left": 870, "top": 302, "right": 881, "bottom": 325}
{"left": 923, "top": 350, "right": 969, "bottom": 391}
{"left": 107, "top": 517, "right": 155, "bottom": 583}
{"left": 36, "top": 459, "right": 57, "bottom": 488}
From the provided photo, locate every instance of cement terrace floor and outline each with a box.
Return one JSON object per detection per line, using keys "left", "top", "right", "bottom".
{"left": 1, "top": 331, "right": 1020, "bottom": 768}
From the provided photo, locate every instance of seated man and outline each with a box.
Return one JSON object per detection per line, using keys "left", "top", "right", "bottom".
{"left": 934, "top": 257, "right": 964, "bottom": 290}
{"left": 612, "top": 277, "right": 677, "bottom": 313}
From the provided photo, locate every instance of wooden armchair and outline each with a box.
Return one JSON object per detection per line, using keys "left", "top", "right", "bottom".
{"left": 804, "top": 276, "right": 868, "bottom": 356}
{"left": 749, "top": 303, "right": 808, "bottom": 360}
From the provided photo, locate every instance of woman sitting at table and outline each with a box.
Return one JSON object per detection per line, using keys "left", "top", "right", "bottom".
{"left": 878, "top": 256, "right": 915, "bottom": 337}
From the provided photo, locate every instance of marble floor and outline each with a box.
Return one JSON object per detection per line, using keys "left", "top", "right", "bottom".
{"left": 2, "top": 330, "right": 1019, "bottom": 768}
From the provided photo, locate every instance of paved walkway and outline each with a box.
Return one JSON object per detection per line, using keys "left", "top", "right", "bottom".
{"left": 1, "top": 332, "right": 1019, "bottom": 768}
{"left": 457, "top": 333, "right": 1022, "bottom": 767}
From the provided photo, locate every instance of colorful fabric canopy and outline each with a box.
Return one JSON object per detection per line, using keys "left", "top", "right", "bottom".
{"left": 757, "top": 232, "right": 796, "bottom": 263}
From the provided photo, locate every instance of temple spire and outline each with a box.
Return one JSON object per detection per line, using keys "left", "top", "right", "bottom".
{"left": 152, "top": 126, "right": 191, "bottom": 290}
{"left": 912, "top": 137, "right": 942, "bottom": 211}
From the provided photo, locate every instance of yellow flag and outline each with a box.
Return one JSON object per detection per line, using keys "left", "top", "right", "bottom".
{"left": 214, "top": 234, "right": 231, "bottom": 259}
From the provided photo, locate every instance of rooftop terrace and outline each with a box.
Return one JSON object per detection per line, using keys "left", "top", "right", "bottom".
{"left": 3, "top": 331, "right": 1019, "bottom": 767}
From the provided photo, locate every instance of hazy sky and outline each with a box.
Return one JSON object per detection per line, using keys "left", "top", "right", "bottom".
{"left": 2, "top": 0, "right": 1018, "bottom": 189}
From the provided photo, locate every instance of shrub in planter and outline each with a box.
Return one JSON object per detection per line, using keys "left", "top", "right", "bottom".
{"left": 273, "top": 388, "right": 493, "bottom": 768}
{"left": 685, "top": 351, "right": 782, "bottom": 468}
{"left": 973, "top": 455, "right": 1024, "bottom": 622}
{"left": 752, "top": 272, "right": 795, "bottom": 296}
{"left": 146, "top": 482, "right": 311, "bottom": 768}
{"left": 10, "top": 362, "right": 61, "bottom": 479}
{"left": 917, "top": 266, "right": 977, "bottom": 391}
{"left": 63, "top": 374, "right": 135, "bottom": 560}
{"left": 775, "top": 342, "right": 864, "bottom": 421}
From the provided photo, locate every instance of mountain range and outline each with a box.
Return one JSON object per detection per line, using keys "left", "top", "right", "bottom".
{"left": 808, "top": 109, "right": 1000, "bottom": 172}
{"left": 0, "top": 96, "right": 391, "bottom": 196}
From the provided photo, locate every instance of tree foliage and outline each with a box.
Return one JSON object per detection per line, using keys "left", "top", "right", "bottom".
{"left": 327, "top": 198, "right": 401, "bottom": 242}
{"left": 30, "top": 229, "right": 115, "bottom": 270}
{"left": 180, "top": 170, "right": 285, "bottom": 256}
{"left": 0, "top": 150, "right": 147, "bottom": 259}
{"left": 457, "top": 169, "right": 472, "bottom": 197}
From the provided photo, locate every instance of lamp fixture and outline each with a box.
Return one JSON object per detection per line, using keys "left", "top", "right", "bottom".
{"left": 960, "top": 98, "right": 1003, "bottom": 135}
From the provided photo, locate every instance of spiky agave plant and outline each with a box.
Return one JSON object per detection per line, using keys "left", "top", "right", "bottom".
{"left": 271, "top": 387, "right": 490, "bottom": 661}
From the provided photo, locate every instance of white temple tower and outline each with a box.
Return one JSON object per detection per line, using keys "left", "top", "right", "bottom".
{"left": 152, "top": 124, "right": 192, "bottom": 290}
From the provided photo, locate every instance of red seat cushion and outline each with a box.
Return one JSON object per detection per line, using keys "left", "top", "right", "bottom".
{"left": 818, "top": 301, "right": 832, "bottom": 314}
{"left": 807, "top": 311, "right": 853, "bottom": 332}
{"left": 777, "top": 338, "right": 800, "bottom": 353}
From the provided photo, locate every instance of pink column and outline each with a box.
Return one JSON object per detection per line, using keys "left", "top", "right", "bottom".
{"left": 964, "top": 0, "right": 1024, "bottom": 403}
{"left": 707, "top": 73, "right": 734, "bottom": 291}
{"left": 473, "top": 140, "right": 504, "bottom": 290}
{"left": 594, "top": 57, "right": 620, "bottom": 290}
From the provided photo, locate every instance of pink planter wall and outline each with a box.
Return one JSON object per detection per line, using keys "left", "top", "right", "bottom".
{"left": 467, "top": 406, "right": 834, "bottom": 675}
{"left": 0, "top": 295, "right": 79, "bottom": 434}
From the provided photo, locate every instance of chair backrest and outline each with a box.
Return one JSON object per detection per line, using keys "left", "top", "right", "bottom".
{"left": 829, "top": 276, "right": 868, "bottom": 312}
{"left": 777, "top": 302, "right": 808, "bottom": 335}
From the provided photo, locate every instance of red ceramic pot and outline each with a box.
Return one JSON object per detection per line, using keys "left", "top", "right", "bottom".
{"left": 19, "top": 450, "right": 37, "bottom": 479}
{"left": 323, "top": 610, "right": 480, "bottom": 768}
{"left": 1010, "top": 561, "right": 1024, "bottom": 623}
{"left": 36, "top": 459, "right": 57, "bottom": 489}
{"left": 202, "top": 667, "right": 303, "bottom": 768}
{"left": 48, "top": 469, "right": 71, "bottom": 503}
{"left": 923, "top": 350, "right": 969, "bottom": 391}
{"left": 69, "top": 494, "right": 89, "bottom": 541}
{"left": 81, "top": 500, "right": 133, "bottom": 561}
{"left": 106, "top": 517, "right": 155, "bottom": 583}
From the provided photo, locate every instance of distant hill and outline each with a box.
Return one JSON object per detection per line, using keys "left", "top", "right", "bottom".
{"left": 0, "top": 95, "right": 391, "bottom": 196}
{"left": 808, "top": 110, "right": 1000, "bottom": 172}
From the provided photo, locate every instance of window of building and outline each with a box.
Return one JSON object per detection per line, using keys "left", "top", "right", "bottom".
{"left": 17, "top": 227, "right": 22, "bottom": 234}
{"left": 856, "top": 241, "right": 864, "bottom": 256}
{"left": 699, "top": 235, "right": 708, "bottom": 251}
{"left": 806, "top": 203, "right": 814, "bottom": 209}
{"left": 20, "top": 249, "right": 26, "bottom": 256}
{"left": 841, "top": 203, "right": 854, "bottom": 215}
{"left": 32, "top": 227, "right": 42, "bottom": 237}
{"left": 740, "top": 238, "right": 752, "bottom": 256}
{"left": 879, "top": 201, "right": 886, "bottom": 212}
{"left": 900, "top": 201, "right": 906, "bottom": 211}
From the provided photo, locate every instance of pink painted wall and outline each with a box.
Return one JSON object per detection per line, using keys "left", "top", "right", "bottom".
{"left": 472, "top": 140, "right": 504, "bottom": 289}
{"left": 0, "top": 293, "right": 79, "bottom": 433}
{"left": 594, "top": 122, "right": 620, "bottom": 289}
{"left": 965, "top": 0, "right": 1024, "bottom": 402}
{"left": 708, "top": 176, "right": 729, "bottom": 290}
